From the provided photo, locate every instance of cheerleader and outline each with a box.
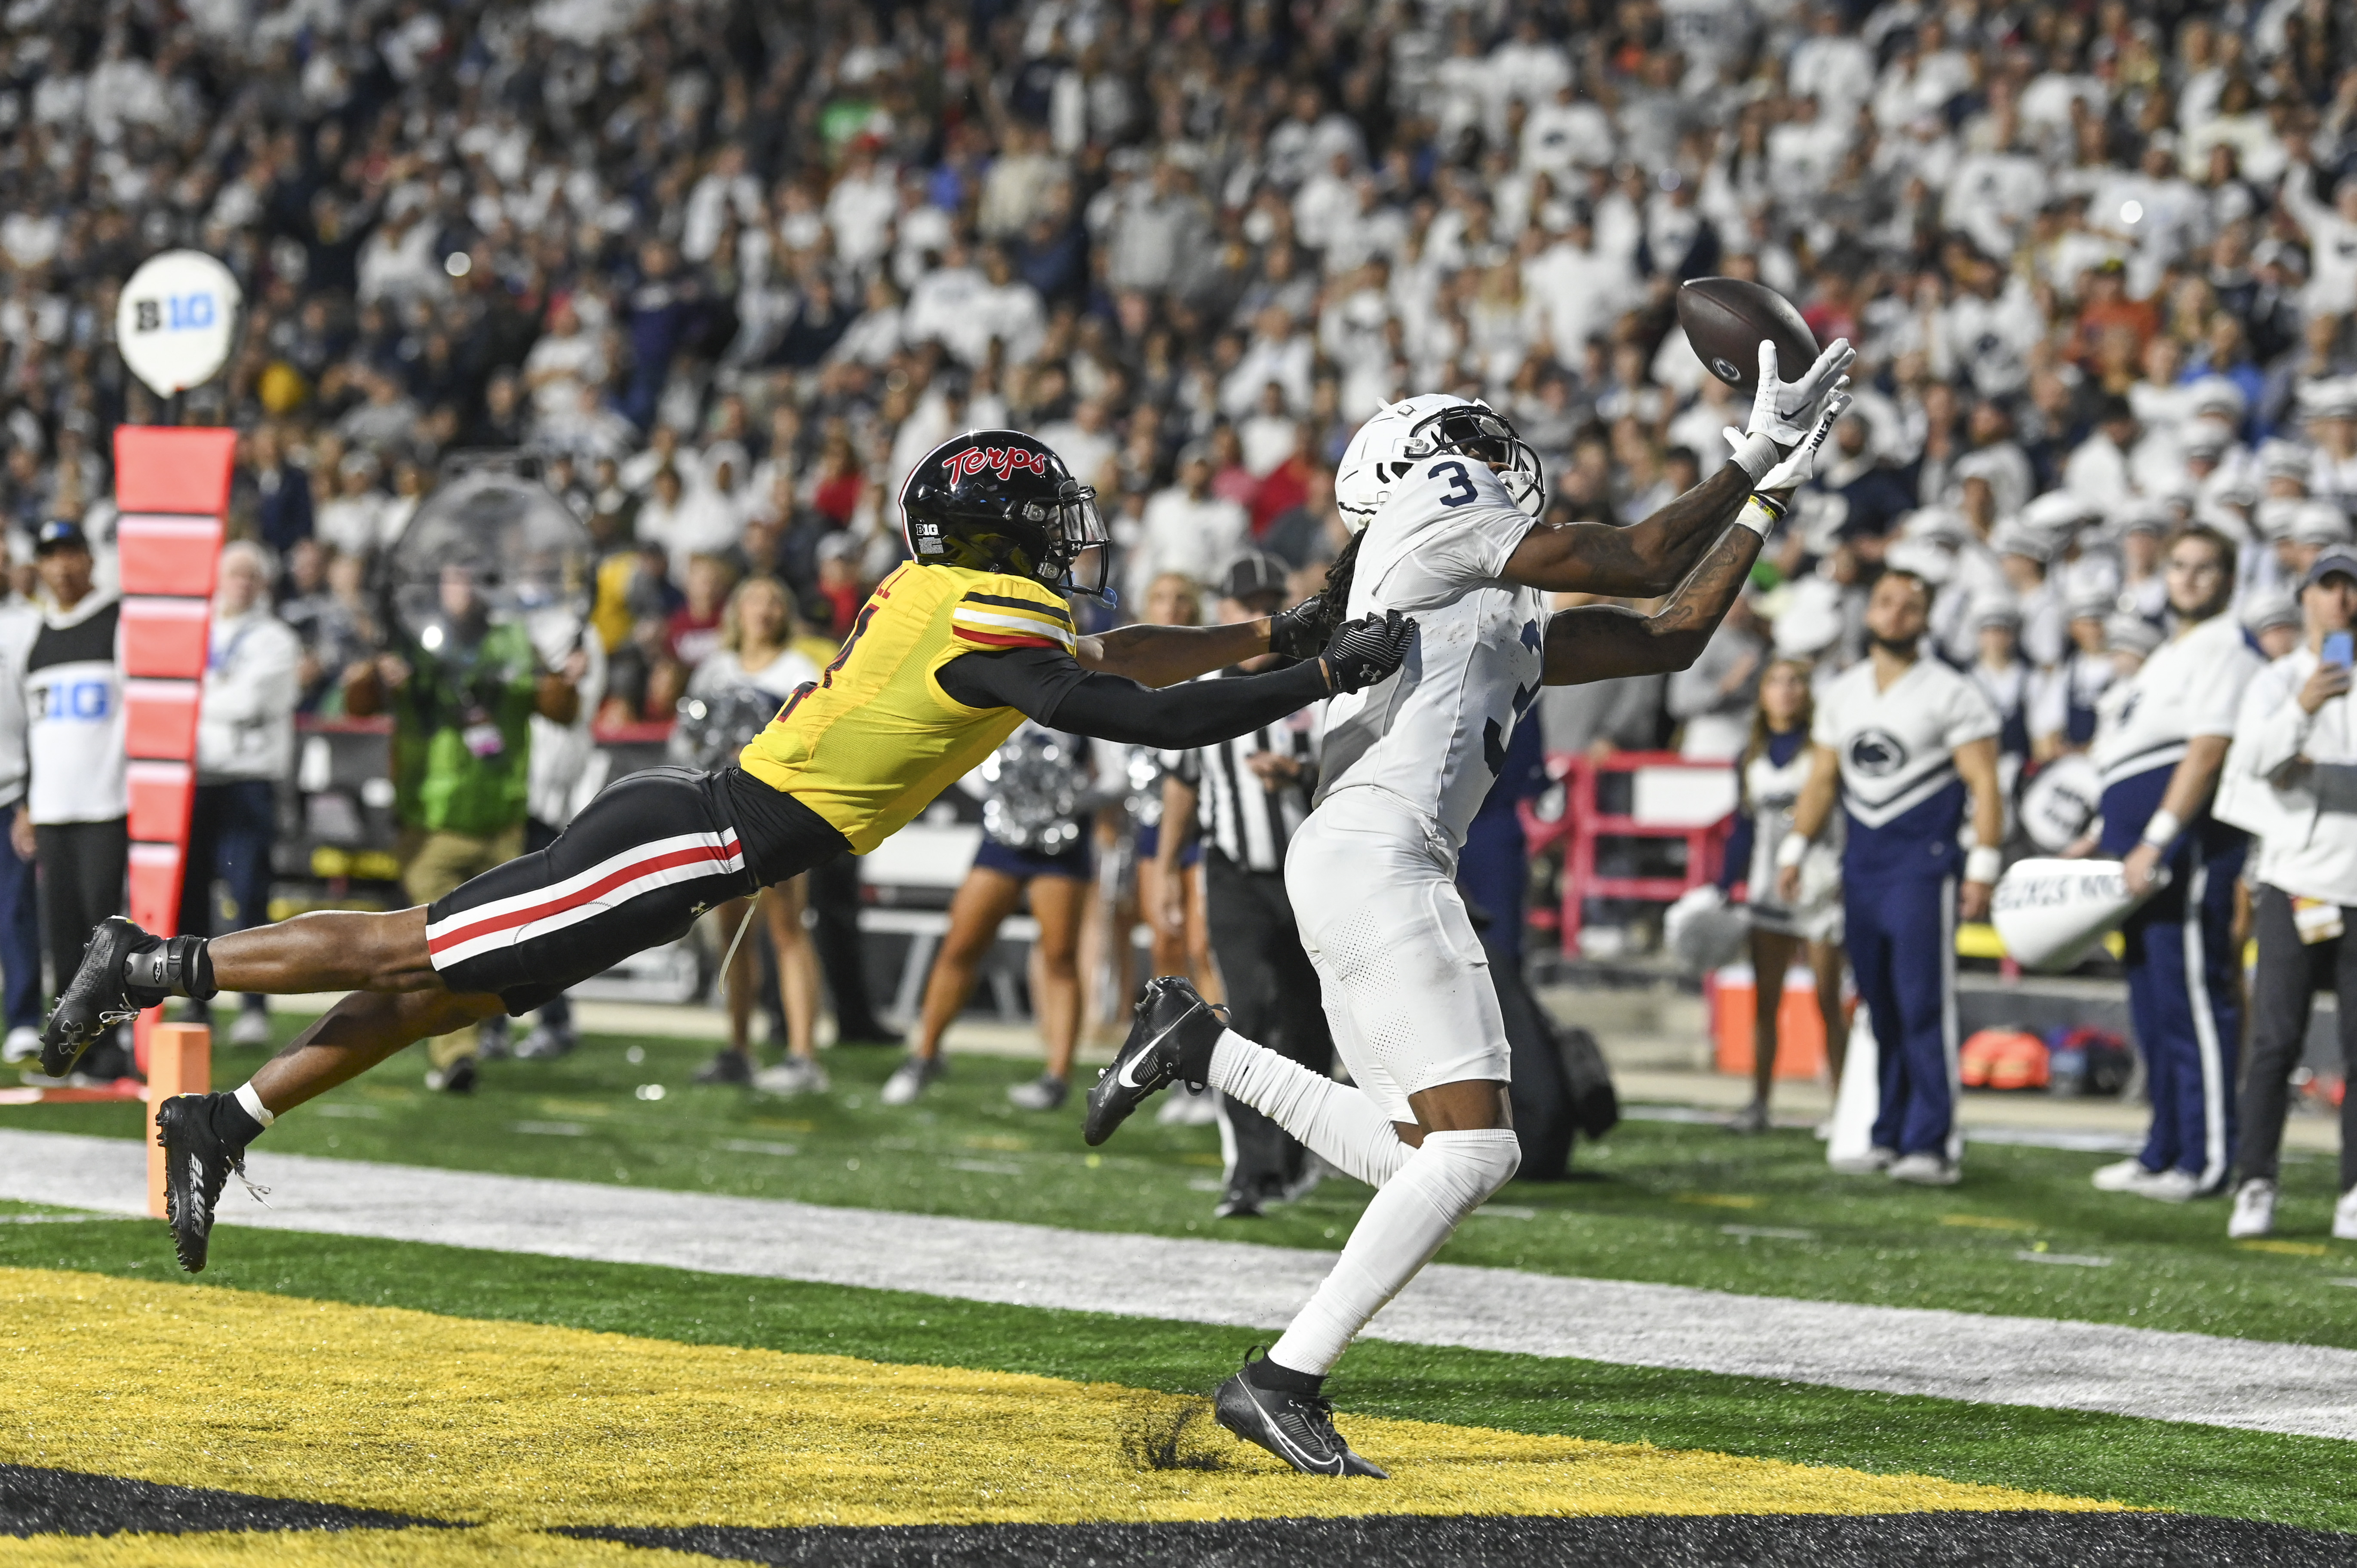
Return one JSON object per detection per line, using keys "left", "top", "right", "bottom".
{"left": 1723, "top": 657, "right": 1847, "bottom": 1133}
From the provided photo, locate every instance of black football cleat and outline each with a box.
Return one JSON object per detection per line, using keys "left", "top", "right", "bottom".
{"left": 154, "top": 1092, "right": 264, "bottom": 1273}
{"left": 1083, "top": 976, "right": 1225, "bottom": 1147}
{"left": 1214, "top": 1357, "right": 1387, "bottom": 1479}
{"left": 40, "top": 917, "right": 173, "bottom": 1078}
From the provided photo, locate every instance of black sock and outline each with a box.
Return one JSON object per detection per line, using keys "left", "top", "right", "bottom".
{"left": 1248, "top": 1353, "right": 1324, "bottom": 1397}
{"left": 212, "top": 1092, "right": 265, "bottom": 1148}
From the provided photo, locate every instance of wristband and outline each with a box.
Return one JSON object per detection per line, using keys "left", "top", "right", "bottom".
{"left": 1774, "top": 833, "right": 1810, "bottom": 869}
{"left": 2140, "top": 808, "right": 2182, "bottom": 848}
{"left": 1728, "top": 430, "right": 1780, "bottom": 482}
{"left": 1964, "top": 845, "right": 2003, "bottom": 886}
{"left": 1736, "top": 493, "right": 1784, "bottom": 538}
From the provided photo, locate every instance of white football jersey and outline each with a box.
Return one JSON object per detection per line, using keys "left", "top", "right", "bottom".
{"left": 2089, "top": 613, "right": 2262, "bottom": 790}
{"left": 1314, "top": 456, "right": 1545, "bottom": 853}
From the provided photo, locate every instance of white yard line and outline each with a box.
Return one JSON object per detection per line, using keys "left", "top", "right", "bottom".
{"left": 5, "top": 1127, "right": 2354, "bottom": 1444}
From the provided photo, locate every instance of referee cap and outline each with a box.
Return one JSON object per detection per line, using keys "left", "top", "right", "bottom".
{"left": 1217, "top": 550, "right": 1291, "bottom": 604}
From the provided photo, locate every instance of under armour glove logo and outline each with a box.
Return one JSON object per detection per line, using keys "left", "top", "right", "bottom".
{"left": 1320, "top": 610, "right": 1415, "bottom": 694}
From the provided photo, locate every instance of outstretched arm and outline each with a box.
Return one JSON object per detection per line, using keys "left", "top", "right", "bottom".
{"left": 1501, "top": 463, "right": 1751, "bottom": 596}
{"left": 1540, "top": 518, "right": 1764, "bottom": 685}
{"left": 1078, "top": 620, "right": 1272, "bottom": 687}
{"left": 945, "top": 613, "right": 1412, "bottom": 749}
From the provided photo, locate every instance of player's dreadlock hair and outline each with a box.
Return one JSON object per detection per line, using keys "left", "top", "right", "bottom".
{"left": 1305, "top": 526, "right": 1366, "bottom": 627}
{"left": 1265, "top": 526, "right": 1366, "bottom": 661}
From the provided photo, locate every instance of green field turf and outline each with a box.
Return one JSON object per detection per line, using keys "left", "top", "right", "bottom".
{"left": 7, "top": 1021, "right": 2351, "bottom": 1346}
{"left": 3, "top": 1207, "right": 2352, "bottom": 1535}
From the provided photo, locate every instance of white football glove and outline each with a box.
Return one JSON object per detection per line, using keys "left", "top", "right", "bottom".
{"left": 1725, "top": 389, "right": 1852, "bottom": 493}
{"left": 1745, "top": 337, "right": 1857, "bottom": 448}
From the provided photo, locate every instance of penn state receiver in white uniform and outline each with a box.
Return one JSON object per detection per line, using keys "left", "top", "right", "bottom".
{"left": 1084, "top": 339, "right": 1857, "bottom": 1476}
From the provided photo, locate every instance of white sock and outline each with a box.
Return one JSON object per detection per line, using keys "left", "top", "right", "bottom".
{"left": 1208, "top": 1029, "right": 1410, "bottom": 1189}
{"left": 234, "top": 1081, "right": 275, "bottom": 1129}
{"left": 1268, "top": 1127, "right": 1521, "bottom": 1376}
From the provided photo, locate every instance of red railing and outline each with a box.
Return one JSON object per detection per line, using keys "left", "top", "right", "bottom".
{"left": 1518, "top": 750, "right": 1736, "bottom": 954}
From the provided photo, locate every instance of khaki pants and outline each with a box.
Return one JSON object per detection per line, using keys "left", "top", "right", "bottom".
{"left": 401, "top": 824, "right": 528, "bottom": 1070}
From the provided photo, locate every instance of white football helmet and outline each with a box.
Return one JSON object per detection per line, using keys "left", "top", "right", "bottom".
{"left": 1334, "top": 394, "right": 1546, "bottom": 531}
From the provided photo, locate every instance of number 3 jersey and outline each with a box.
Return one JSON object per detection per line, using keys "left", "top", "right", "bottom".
{"left": 1317, "top": 456, "right": 1545, "bottom": 855}
{"left": 736, "top": 562, "right": 1074, "bottom": 852}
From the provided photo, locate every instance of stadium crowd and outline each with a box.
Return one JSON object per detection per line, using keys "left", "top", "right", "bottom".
{"left": 1, "top": 0, "right": 2356, "bottom": 1198}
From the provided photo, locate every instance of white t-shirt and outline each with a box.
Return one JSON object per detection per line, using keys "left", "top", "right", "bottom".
{"left": 688, "top": 645, "right": 822, "bottom": 704}
{"left": 1315, "top": 457, "right": 1543, "bottom": 854}
{"left": 1812, "top": 654, "right": 1997, "bottom": 871}
{"left": 2090, "top": 612, "right": 2262, "bottom": 790}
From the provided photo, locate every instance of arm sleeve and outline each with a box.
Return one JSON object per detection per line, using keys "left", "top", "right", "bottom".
{"left": 938, "top": 646, "right": 1330, "bottom": 749}
{"left": 2236, "top": 662, "right": 2314, "bottom": 780}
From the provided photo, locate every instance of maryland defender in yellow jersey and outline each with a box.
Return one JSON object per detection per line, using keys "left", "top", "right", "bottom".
{"left": 44, "top": 427, "right": 1414, "bottom": 1273}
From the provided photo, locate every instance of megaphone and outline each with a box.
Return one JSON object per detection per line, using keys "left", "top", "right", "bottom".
{"left": 1991, "top": 857, "right": 2165, "bottom": 972}
{"left": 1665, "top": 884, "right": 1750, "bottom": 973}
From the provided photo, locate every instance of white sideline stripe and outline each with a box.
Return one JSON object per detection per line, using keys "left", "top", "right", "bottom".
{"left": 5, "top": 1127, "right": 2354, "bottom": 1444}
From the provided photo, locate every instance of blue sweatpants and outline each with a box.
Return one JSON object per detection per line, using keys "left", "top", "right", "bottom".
{"left": 0, "top": 810, "right": 39, "bottom": 1031}
{"left": 2116, "top": 836, "right": 2243, "bottom": 1188}
{"left": 1844, "top": 869, "right": 1957, "bottom": 1159}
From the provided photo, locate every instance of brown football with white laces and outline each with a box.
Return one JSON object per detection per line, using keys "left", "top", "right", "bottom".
{"left": 1677, "top": 277, "right": 1820, "bottom": 396}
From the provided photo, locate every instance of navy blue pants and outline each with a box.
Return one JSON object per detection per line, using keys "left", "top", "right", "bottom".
{"left": 179, "top": 780, "right": 279, "bottom": 1009}
{"left": 1844, "top": 868, "right": 1956, "bottom": 1159}
{"left": 2116, "top": 836, "right": 2244, "bottom": 1187}
{"left": 0, "top": 809, "right": 40, "bottom": 1031}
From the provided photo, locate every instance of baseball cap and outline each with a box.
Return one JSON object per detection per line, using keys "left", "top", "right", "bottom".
{"left": 2242, "top": 586, "right": 2300, "bottom": 632}
{"left": 2105, "top": 613, "right": 2163, "bottom": 656}
{"left": 33, "top": 520, "right": 89, "bottom": 555}
{"left": 2302, "top": 549, "right": 2357, "bottom": 592}
{"left": 1217, "top": 551, "right": 1291, "bottom": 603}
{"left": 1972, "top": 593, "right": 2022, "bottom": 630}
{"left": 2290, "top": 502, "right": 2354, "bottom": 548}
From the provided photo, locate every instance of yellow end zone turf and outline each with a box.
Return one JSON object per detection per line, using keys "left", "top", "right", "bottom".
{"left": 0, "top": 1266, "right": 2126, "bottom": 1531}
{"left": 0, "top": 1526, "right": 719, "bottom": 1567}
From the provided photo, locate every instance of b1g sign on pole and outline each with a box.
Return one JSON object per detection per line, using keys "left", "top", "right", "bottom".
{"left": 114, "top": 249, "right": 240, "bottom": 1083}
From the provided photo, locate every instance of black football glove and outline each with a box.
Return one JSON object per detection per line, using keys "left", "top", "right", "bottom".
{"left": 1268, "top": 594, "right": 1341, "bottom": 661}
{"left": 1319, "top": 610, "right": 1414, "bottom": 694}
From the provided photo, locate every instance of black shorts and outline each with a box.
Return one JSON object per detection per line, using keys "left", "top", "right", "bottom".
{"left": 423, "top": 767, "right": 851, "bottom": 1014}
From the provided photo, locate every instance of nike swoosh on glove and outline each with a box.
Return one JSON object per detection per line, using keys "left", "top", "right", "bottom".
{"left": 1320, "top": 610, "right": 1414, "bottom": 693}
{"left": 1724, "top": 389, "right": 1853, "bottom": 493}
{"left": 1268, "top": 593, "right": 1341, "bottom": 660}
{"left": 1745, "top": 337, "right": 1857, "bottom": 447}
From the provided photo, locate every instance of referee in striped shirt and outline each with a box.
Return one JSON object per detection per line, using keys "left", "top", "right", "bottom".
{"left": 1154, "top": 553, "right": 1334, "bottom": 1218}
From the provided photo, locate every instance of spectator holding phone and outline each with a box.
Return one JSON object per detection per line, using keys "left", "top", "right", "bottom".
{"left": 2216, "top": 550, "right": 2357, "bottom": 1243}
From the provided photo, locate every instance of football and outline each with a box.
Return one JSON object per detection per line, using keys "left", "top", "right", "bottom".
{"left": 1677, "top": 277, "right": 1820, "bottom": 396}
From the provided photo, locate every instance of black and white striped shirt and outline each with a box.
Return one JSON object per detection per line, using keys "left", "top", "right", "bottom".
{"left": 1167, "top": 668, "right": 1320, "bottom": 874}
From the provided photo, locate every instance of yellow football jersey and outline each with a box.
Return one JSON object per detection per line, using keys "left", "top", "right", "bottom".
{"left": 736, "top": 563, "right": 1077, "bottom": 853}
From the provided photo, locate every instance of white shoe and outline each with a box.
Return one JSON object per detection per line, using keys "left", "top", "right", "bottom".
{"left": 879, "top": 1055, "right": 943, "bottom": 1106}
{"left": 1, "top": 1026, "right": 37, "bottom": 1064}
{"left": 1887, "top": 1152, "right": 1961, "bottom": 1186}
{"left": 1155, "top": 1083, "right": 1220, "bottom": 1125}
{"left": 2091, "top": 1157, "right": 2153, "bottom": 1192}
{"left": 2334, "top": 1187, "right": 2357, "bottom": 1243}
{"left": 229, "top": 1009, "right": 273, "bottom": 1049}
{"left": 2134, "top": 1167, "right": 2201, "bottom": 1203}
{"left": 2227, "top": 1178, "right": 2277, "bottom": 1240}
{"left": 1810, "top": 1117, "right": 1834, "bottom": 1141}
{"left": 1829, "top": 1146, "right": 1897, "bottom": 1175}
{"left": 752, "top": 1057, "right": 828, "bottom": 1097}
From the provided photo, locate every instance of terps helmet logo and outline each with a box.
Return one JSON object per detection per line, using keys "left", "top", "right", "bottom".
{"left": 1848, "top": 728, "right": 1908, "bottom": 777}
{"left": 942, "top": 445, "right": 1050, "bottom": 484}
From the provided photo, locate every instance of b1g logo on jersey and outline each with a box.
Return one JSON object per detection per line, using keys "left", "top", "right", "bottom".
{"left": 941, "top": 445, "right": 1048, "bottom": 484}
{"left": 1848, "top": 728, "right": 1909, "bottom": 777}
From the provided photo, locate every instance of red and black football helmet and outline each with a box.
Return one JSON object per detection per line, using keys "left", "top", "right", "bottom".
{"left": 900, "top": 430, "right": 1113, "bottom": 602}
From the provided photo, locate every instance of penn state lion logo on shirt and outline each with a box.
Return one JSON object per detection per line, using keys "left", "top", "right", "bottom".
{"left": 1847, "top": 728, "right": 1909, "bottom": 778}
